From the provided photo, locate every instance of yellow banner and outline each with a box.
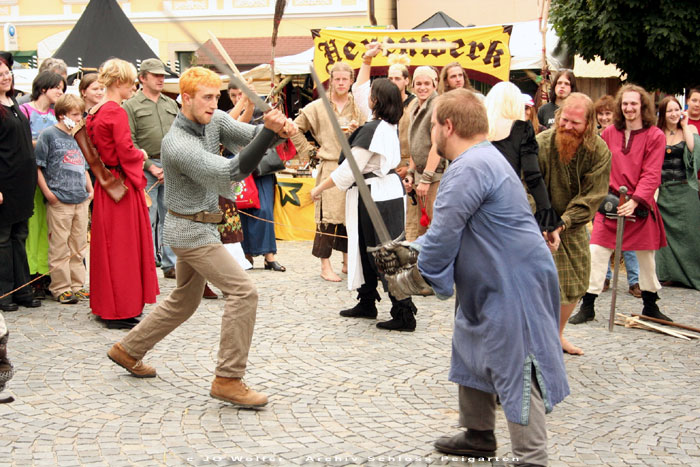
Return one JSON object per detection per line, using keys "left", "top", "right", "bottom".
{"left": 274, "top": 177, "right": 317, "bottom": 241}
{"left": 312, "top": 26, "right": 512, "bottom": 84}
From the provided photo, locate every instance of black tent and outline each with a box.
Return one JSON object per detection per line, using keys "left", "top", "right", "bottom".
{"left": 53, "top": 0, "right": 171, "bottom": 73}
{"left": 412, "top": 11, "right": 465, "bottom": 29}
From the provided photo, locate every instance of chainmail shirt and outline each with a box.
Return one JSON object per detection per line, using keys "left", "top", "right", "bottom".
{"left": 162, "top": 109, "right": 259, "bottom": 249}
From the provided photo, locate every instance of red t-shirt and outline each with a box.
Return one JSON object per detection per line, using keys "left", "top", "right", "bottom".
{"left": 688, "top": 117, "right": 700, "bottom": 134}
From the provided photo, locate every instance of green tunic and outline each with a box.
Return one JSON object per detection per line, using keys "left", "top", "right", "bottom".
{"left": 536, "top": 129, "right": 611, "bottom": 303}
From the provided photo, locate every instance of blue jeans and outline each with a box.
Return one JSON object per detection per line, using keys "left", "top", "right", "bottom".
{"left": 145, "top": 161, "right": 176, "bottom": 271}
{"left": 605, "top": 250, "right": 639, "bottom": 286}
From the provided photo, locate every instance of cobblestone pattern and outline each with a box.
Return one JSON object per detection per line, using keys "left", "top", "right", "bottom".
{"left": 1, "top": 241, "right": 699, "bottom": 466}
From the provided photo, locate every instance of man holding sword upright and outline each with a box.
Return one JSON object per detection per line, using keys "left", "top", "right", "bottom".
{"left": 569, "top": 84, "right": 672, "bottom": 325}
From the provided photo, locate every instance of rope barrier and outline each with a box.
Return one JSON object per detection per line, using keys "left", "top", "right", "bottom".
{"left": 236, "top": 210, "right": 348, "bottom": 239}
{"left": 0, "top": 209, "right": 346, "bottom": 301}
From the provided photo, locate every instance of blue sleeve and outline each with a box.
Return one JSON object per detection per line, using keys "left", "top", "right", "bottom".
{"left": 417, "top": 158, "right": 491, "bottom": 297}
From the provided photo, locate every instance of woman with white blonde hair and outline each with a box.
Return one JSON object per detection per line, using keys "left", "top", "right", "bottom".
{"left": 486, "top": 81, "right": 559, "bottom": 232}
{"left": 86, "top": 58, "right": 159, "bottom": 329}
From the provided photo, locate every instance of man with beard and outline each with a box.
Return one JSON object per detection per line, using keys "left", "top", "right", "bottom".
{"left": 437, "top": 62, "right": 475, "bottom": 94}
{"left": 570, "top": 84, "right": 671, "bottom": 324}
{"left": 382, "top": 89, "right": 568, "bottom": 464}
{"left": 536, "top": 93, "right": 611, "bottom": 355}
{"left": 291, "top": 62, "right": 365, "bottom": 282}
{"left": 537, "top": 70, "right": 577, "bottom": 129}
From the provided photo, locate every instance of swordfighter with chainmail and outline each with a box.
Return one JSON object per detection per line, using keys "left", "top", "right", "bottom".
{"left": 107, "top": 66, "right": 295, "bottom": 408}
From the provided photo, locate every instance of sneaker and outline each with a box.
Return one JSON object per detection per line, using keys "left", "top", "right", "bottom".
{"left": 57, "top": 291, "right": 79, "bottom": 304}
{"left": 74, "top": 289, "right": 90, "bottom": 300}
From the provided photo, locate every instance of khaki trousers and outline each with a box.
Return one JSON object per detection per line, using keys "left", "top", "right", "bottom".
{"left": 120, "top": 243, "right": 258, "bottom": 378}
{"left": 46, "top": 199, "right": 89, "bottom": 297}
{"left": 458, "top": 375, "right": 548, "bottom": 466}
{"left": 588, "top": 245, "right": 661, "bottom": 295}
{"left": 405, "top": 180, "right": 440, "bottom": 242}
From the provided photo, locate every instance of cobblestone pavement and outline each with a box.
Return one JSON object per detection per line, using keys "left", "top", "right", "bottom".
{"left": 1, "top": 240, "right": 699, "bottom": 467}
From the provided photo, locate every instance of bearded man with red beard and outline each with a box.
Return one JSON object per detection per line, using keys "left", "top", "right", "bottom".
{"left": 536, "top": 93, "right": 611, "bottom": 355}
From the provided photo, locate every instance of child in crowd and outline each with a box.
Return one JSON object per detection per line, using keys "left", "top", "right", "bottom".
{"left": 35, "top": 94, "right": 93, "bottom": 304}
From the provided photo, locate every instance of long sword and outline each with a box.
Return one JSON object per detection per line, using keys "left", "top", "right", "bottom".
{"left": 163, "top": 8, "right": 270, "bottom": 112}
{"left": 608, "top": 185, "right": 628, "bottom": 332}
{"left": 308, "top": 65, "right": 392, "bottom": 245}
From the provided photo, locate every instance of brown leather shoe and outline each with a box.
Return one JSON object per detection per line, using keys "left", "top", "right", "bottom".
{"left": 107, "top": 343, "right": 156, "bottom": 378}
{"left": 602, "top": 278, "right": 610, "bottom": 292}
{"left": 203, "top": 284, "right": 218, "bottom": 299}
{"left": 163, "top": 268, "right": 176, "bottom": 279}
{"left": 628, "top": 283, "right": 642, "bottom": 298}
{"left": 210, "top": 376, "right": 268, "bottom": 408}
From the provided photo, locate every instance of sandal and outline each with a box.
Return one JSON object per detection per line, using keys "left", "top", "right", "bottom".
{"left": 264, "top": 260, "right": 286, "bottom": 272}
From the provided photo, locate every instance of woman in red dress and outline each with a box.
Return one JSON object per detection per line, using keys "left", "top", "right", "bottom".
{"left": 86, "top": 58, "right": 159, "bottom": 329}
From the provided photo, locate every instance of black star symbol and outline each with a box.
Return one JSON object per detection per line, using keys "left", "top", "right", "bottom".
{"left": 277, "top": 181, "right": 303, "bottom": 207}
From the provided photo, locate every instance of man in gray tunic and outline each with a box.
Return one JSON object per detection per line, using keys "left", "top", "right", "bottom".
{"left": 107, "top": 67, "right": 292, "bottom": 408}
{"left": 381, "top": 89, "right": 568, "bottom": 464}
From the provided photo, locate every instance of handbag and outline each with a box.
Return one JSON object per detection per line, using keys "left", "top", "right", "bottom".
{"left": 234, "top": 175, "right": 261, "bottom": 210}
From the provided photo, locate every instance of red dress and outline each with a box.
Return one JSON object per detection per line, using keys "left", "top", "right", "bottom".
{"left": 590, "top": 125, "right": 667, "bottom": 251}
{"left": 86, "top": 101, "right": 159, "bottom": 319}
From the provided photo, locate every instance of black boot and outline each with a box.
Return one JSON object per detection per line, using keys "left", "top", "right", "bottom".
{"left": 641, "top": 291, "right": 672, "bottom": 322}
{"left": 434, "top": 429, "right": 497, "bottom": 457}
{"left": 376, "top": 298, "right": 416, "bottom": 332}
{"left": 339, "top": 297, "right": 377, "bottom": 319}
{"left": 569, "top": 292, "right": 597, "bottom": 324}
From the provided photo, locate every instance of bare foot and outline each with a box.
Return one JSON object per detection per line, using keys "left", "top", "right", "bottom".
{"left": 561, "top": 336, "right": 584, "bottom": 355}
{"left": 341, "top": 262, "right": 348, "bottom": 274}
{"left": 321, "top": 270, "right": 342, "bottom": 282}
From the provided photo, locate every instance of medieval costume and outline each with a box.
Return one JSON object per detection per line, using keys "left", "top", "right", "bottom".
{"left": 536, "top": 128, "right": 611, "bottom": 303}
{"left": 416, "top": 141, "right": 569, "bottom": 465}
{"left": 655, "top": 135, "right": 700, "bottom": 290}
{"left": 578, "top": 125, "right": 670, "bottom": 322}
{"left": 406, "top": 93, "right": 445, "bottom": 241}
{"left": 332, "top": 119, "right": 415, "bottom": 330}
{"left": 291, "top": 97, "right": 365, "bottom": 257}
{"left": 86, "top": 101, "right": 159, "bottom": 322}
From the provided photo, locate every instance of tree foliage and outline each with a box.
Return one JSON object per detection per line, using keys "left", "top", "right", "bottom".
{"left": 549, "top": 0, "right": 700, "bottom": 94}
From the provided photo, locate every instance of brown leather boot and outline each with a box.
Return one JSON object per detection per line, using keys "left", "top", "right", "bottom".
{"left": 210, "top": 376, "right": 268, "bottom": 408}
{"left": 107, "top": 343, "right": 156, "bottom": 378}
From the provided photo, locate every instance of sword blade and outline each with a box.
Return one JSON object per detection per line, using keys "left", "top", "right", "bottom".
{"left": 162, "top": 8, "right": 270, "bottom": 112}
{"left": 308, "top": 65, "right": 392, "bottom": 245}
{"left": 608, "top": 186, "right": 629, "bottom": 332}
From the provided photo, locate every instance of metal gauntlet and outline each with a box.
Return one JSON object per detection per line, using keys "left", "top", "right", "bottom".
{"left": 387, "top": 265, "right": 434, "bottom": 300}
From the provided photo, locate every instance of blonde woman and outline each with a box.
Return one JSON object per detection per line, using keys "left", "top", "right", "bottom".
{"left": 86, "top": 58, "right": 158, "bottom": 329}
{"left": 486, "top": 81, "right": 559, "bottom": 233}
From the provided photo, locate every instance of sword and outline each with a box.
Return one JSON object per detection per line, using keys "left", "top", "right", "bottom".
{"left": 308, "top": 65, "right": 392, "bottom": 245}
{"left": 609, "top": 185, "right": 628, "bottom": 332}
{"left": 163, "top": 8, "right": 270, "bottom": 112}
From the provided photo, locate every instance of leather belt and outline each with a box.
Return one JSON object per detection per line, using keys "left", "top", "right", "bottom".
{"left": 168, "top": 209, "right": 223, "bottom": 224}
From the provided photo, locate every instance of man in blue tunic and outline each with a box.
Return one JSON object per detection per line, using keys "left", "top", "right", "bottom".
{"left": 381, "top": 89, "right": 569, "bottom": 464}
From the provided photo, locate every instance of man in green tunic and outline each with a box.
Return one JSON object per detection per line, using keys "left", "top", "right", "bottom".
{"left": 537, "top": 93, "right": 611, "bottom": 355}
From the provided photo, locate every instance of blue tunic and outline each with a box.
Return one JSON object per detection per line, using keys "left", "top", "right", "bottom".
{"left": 416, "top": 141, "right": 569, "bottom": 425}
